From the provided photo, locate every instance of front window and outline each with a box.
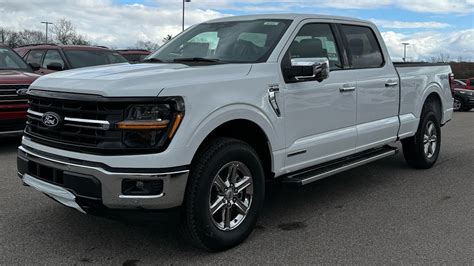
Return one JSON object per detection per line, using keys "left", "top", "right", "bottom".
{"left": 0, "top": 47, "right": 31, "bottom": 71}
{"left": 147, "top": 19, "right": 292, "bottom": 64}
{"left": 64, "top": 50, "right": 128, "bottom": 69}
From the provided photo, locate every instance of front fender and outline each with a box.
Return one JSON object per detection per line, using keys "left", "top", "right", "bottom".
{"left": 185, "top": 103, "right": 282, "bottom": 155}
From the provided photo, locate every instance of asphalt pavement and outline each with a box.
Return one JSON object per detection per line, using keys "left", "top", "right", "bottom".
{"left": 1, "top": 112, "right": 473, "bottom": 264}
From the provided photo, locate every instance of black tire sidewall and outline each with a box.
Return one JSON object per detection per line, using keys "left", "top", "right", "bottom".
{"left": 454, "top": 97, "right": 464, "bottom": 111}
{"left": 415, "top": 111, "right": 441, "bottom": 166}
{"left": 188, "top": 140, "right": 265, "bottom": 250}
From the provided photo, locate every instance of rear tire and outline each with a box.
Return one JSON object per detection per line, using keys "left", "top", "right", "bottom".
{"left": 402, "top": 109, "right": 441, "bottom": 169}
{"left": 180, "top": 138, "right": 265, "bottom": 251}
{"left": 453, "top": 97, "right": 464, "bottom": 111}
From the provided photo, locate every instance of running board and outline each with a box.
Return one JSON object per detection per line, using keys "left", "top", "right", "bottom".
{"left": 282, "top": 146, "right": 398, "bottom": 186}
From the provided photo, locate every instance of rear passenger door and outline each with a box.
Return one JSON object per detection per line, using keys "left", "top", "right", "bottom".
{"left": 339, "top": 24, "right": 400, "bottom": 151}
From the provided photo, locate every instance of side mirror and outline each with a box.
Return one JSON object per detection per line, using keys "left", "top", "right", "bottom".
{"left": 290, "top": 58, "right": 330, "bottom": 82}
{"left": 46, "top": 62, "right": 64, "bottom": 71}
{"left": 29, "top": 62, "right": 41, "bottom": 71}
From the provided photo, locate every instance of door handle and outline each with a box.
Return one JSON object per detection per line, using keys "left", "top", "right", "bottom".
{"left": 385, "top": 80, "right": 398, "bottom": 87}
{"left": 339, "top": 86, "right": 356, "bottom": 93}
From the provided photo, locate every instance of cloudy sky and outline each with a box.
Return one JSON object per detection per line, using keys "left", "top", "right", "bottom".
{"left": 1, "top": 0, "right": 473, "bottom": 61}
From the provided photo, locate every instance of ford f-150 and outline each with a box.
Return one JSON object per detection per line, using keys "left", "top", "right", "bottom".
{"left": 17, "top": 14, "right": 454, "bottom": 251}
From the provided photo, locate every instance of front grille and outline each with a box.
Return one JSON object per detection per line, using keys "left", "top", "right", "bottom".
{"left": 0, "top": 84, "right": 29, "bottom": 104}
{"left": 25, "top": 94, "right": 128, "bottom": 152}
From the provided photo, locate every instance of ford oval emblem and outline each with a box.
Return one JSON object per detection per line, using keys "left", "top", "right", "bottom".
{"left": 41, "top": 112, "right": 61, "bottom": 128}
{"left": 16, "top": 88, "right": 29, "bottom": 96}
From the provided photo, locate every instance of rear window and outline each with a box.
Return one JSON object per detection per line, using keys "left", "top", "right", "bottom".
{"left": 64, "top": 50, "right": 128, "bottom": 69}
{"left": 341, "top": 25, "right": 384, "bottom": 69}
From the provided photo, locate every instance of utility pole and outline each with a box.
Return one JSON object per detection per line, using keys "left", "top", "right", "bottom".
{"left": 41, "top": 21, "right": 53, "bottom": 43}
{"left": 402, "top": 42, "right": 410, "bottom": 62}
{"left": 182, "top": 0, "right": 191, "bottom": 31}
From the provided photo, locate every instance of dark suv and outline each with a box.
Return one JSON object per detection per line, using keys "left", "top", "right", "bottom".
{"left": 15, "top": 44, "right": 128, "bottom": 75}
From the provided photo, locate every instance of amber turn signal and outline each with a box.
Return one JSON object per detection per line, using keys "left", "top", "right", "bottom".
{"left": 168, "top": 113, "right": 184, "bottom": 139}
{"left": 116, "top": 120, "right": 169, "bottom": 130}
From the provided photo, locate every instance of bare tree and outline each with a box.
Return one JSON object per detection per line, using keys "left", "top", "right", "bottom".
{"left": 437, "top": 53, "right": 451, "bottom": 63}
{"left": 52, "top": 18, "right": 89, "bottom": 45}
{"left": 135, "top": 40, "right": 160, "bottom": 51}
{"left": 162, "top": 34, "right": 173, "bottom": 44}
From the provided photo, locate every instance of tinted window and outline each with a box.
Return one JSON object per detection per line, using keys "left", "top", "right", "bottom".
{"left": 341, "top": 25, "right": 384, "bottom": 69}
{"left": 0, "top": 47, "right": 30, "bottom": 70}
{"left": 26, "top": 49, "right": 45, "bottom": 65}
{"left": 149, "top": 20, "right": 292, "bottom": 64}
{"left": 42, "top": 50, "right": 65, "bottom": 69}
{"left": 64, "top": 50, "right": 127, "bottom": 69}
{"left": 288, "top": 23, "right": 342, "bottom": 70}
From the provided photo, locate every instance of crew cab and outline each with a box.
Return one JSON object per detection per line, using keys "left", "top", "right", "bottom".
{"left": 15, "top": 44, "right": 128, "bottom": 75}
{"left": 0, "top": 45, "right": 40, "bottom": 136}
{"left": 17, "top": 14, "right": 454, "bottom": 251}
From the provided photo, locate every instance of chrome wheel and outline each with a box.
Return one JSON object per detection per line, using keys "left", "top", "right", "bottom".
{"left": 423, "top": 121, "right": 438, "bottom": 159}
{"left": 453, "top": 98, "right": 462, "bottom": 111}
{"left": 209, "top": 161, "right": 253, "bottom": 231}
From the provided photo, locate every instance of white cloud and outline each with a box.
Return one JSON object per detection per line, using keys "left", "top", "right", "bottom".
{"left": 0, "top": 0, "right": 227, "bottom": 48}
{"left": 381, "top": 29, "right": 474, "bottom": 61}
{"left": 0, "top": 0, "right": 472, "bottom": 60}
{"left": 371, "top": 19, "right": 450, "bottom": 29}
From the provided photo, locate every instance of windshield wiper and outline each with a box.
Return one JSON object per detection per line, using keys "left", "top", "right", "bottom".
{"left": 173, "top": 57, "right": 224, "bottom": 64}
{"left": 142, "top": 58, "right": 163, "bottom": 63}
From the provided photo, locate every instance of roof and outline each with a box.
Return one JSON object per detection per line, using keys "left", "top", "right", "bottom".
{"left": 15, "top": 44, "right": 113, "bottom": 51}
{"left": 207, "top": 13, "right": 372, "bottom": 25}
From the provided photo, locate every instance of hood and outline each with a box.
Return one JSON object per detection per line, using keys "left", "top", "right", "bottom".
{"left": 30, "top": 63, "right": 252, "bottom": 97}
{"left": 0, "top": 70, "right": 40, "bottom": 85}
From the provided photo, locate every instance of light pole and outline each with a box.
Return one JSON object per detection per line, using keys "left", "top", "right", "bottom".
{"left": 402, "top": 42, "right": 410, "bottom": 62}
{"left": 41, "top": 21, "right": 53, "bottom": 43}
{"left": 182, "top": 0, "right": 191, "bottom": 32}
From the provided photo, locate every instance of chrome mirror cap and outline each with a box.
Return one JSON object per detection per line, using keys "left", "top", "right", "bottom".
{"left": 291, "top": 57, "right": 330, "bottom": 81}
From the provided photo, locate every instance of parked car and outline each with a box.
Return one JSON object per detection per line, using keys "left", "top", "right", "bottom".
{"left": 15, "top": 44, "right": 128, "bottom": 75}
{"left": 18, "top": 14, "right": 454, "bottom": 251}
{"left": 453, "top": 79, "right": 466, "bottom": 90}
{"left": 464, "top": 78, "right": 474, "bottom": 90}
{"left": 117, "top": 49, "right": 151, "bottom": 63}
{"left": 0, "top": 45, "right": 40, "bottom": 136}
{"left": 453, "top": 88, "right": 474, "bottom": 111}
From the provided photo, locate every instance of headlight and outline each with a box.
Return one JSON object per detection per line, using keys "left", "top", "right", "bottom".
{"left": 117, "top": 97, "right": 184, "bottom": 149}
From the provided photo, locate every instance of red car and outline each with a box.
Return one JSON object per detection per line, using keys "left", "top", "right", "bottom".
{"left": 116, "top": 49, "right": 151, "bottom": 63}
{"left": 15, "top": 44, "right": 128, "bottom": 75}
{"left": 465, "top": 78, "right": 474, "bottom": 90}
{"left": 0, "top": 45, "right": 40, "bottom": 136}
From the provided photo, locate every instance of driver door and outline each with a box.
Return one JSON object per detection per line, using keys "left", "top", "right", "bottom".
{"left": 281, "top": 22, "right": 358, "bottom": 172}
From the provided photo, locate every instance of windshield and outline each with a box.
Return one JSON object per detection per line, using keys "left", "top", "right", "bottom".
{"left": 148, "top": 19, "right": 292, "bottom": 64}
{"left": 0, "top": 47, "right": 31, "bottom": 71}
{"left": 64, "top": 50, "right": 128, "bottom": 69}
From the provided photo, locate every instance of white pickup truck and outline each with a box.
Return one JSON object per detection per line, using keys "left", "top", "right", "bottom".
{"left": 17, "top": 14, "right": 454, "bottom": 251}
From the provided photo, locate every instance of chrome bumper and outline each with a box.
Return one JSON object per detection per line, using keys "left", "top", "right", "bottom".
{"left": 17, "top": 145, "right": 189, "bottom": 210}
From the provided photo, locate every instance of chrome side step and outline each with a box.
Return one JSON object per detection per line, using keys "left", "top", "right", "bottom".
{"left": 283, "top": 146, "right": 398, "bottom": 186}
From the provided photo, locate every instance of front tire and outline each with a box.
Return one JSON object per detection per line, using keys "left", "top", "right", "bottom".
{"left": 180, "top": 138, "right": 265, "bottom": 251}
{"left": 402, "top": 110, "right": 441, "bottom": 169}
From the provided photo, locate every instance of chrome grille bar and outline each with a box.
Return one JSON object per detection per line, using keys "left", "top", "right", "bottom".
{"left": 27, "top": 109, "right": 111, "bottom": 130}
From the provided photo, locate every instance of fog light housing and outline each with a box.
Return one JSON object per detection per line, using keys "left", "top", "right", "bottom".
{"left": 122, "top": 179, "right": 164, "bottom": 196}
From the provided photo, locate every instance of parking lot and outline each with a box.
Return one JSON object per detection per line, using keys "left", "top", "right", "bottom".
{"left": 0, "top": 111, "right": 473, "bottom": 264}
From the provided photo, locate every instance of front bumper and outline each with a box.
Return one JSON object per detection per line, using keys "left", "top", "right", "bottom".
{"left": 17, "top": 145, "right": 189, "bottom": 212}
